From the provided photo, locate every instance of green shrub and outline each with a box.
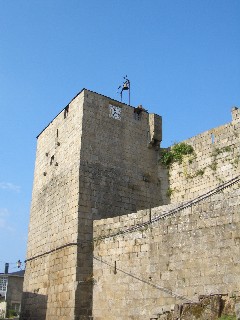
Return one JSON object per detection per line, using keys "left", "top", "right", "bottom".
{"left": 160, "top": 143, "right": 194, "bottom": 167}
{"left": 7, "top": 309, "right": 18, "bottom": 318}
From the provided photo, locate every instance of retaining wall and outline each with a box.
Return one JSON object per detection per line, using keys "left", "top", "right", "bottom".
{"left": 93, "top": 178, "right": 240, "bottom": 320}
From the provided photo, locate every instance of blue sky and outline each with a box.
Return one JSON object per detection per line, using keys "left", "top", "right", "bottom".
{"left": 0, "top": 0, "right": 239, "bottom": 272}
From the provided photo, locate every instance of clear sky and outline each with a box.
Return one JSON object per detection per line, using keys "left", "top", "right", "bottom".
{"left": 0, "top": 0, "right": 239, "bottom": 273}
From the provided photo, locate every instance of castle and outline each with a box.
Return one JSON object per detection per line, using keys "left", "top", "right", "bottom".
{"left": 20, "top": 89, "right": 240, "bottom": 320}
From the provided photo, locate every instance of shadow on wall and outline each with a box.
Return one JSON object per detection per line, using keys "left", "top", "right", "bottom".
{"left": 79, "top": 162, "right": 170, "bottom": 221}
{"left": 20, "top": 292, "right": 47, "bottom": 320}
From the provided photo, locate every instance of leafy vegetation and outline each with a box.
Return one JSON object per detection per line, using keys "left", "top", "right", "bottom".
{"left": 218, "top": 315, "right": 236, "bottom": 320}
{"left": 195, "top": 169, "right": 205, "bottom": 176}
{"left": 209, "top": 161, "right": 217, "bottom": 171}
{"left": 166, "top": 188, "right": 174, "bottom": 197}
{"left": 160, "top": 143, "right": 194, "bottom": 167}
{"left": 7, "top": 309, "right": 18, "bottom": 318}
{"left": 209, "top": 146, "right": 232, "bottom": 172}
{"left": 212, "top": 146, "right": 232, "bottom": 157}
{"left": 233, "top": 156, "right": 240, "bottom": 168}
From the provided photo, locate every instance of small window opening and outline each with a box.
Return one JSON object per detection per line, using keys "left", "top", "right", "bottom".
{"left": 211, "top": 133, "right": 215, "bottom": 144}
{"left": 50, "top": 155, "right": 54, "bottom": 165}
{"left": 64, "top": 105, "right": 69, "bottom": 119}
{"left": 56, "top": 129, "right": 59, "bottom": 138}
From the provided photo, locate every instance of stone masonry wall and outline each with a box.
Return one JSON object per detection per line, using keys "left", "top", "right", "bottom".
{"left": 93, "top": 179, "right": 240, "bottom": 320}
{"left": 75, "top": 90, "right": 163, "bottom": 319}
{"left": 22, "top": 89, "right": 164, "bottom": 320}
{"left": 79, "top": 90, "right": 163, "bottom": 220}
{"left": 21, "top": 93, "right": 85, "bottom": 320}
{"left": 6, "top": 276, "right": 24, "bottom": 314}
{"left": 22, "top": 88, "right": 239, "bottom": 320}
{"left": 159, "top": 107, "right": 240, "bottom": 204}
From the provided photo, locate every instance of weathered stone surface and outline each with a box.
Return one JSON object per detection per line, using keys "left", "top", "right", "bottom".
{"left": 93, "top": 183, "right": 240, "bottom": 319}
{"left": 235, "top": 302, "right": 240, "bottom": 320}
{"left": 21, "top": 89, "right": 240, "bottom": 319}
{"left": 21, "top": 90, "right": 163, "bottom": 319}
{"left": 164, "top": 107, "right": 240, "bottom": 204}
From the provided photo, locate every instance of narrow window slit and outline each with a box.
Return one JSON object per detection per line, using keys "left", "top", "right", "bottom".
{"left": 64, "top": 105, "right": 69, "bottom": 119}
{"left": 50, "top": 155, "right": 54, "bottom": 165}
{"left": 211, "top": 133, "right": 215, "bottom": 144}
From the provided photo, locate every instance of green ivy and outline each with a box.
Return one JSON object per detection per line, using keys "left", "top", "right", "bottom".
{"left": 160, "top": 143, "right": 194, "bottom": 167}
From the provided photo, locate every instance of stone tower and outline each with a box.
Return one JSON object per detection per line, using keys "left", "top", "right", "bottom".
{"left": 21, "top": 89, "right": 162, "bottom": 320}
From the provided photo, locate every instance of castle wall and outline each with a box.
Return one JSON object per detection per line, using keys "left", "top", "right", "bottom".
{"left": 93, "top": 179, "right": 240, "bottom": 320}
{"left": 161, "top": 107, "right": 240, "bottom": 203}
{"left": 21, "top": 93, "right": 85, "bottom": 320}
{"left": 79, "top": 90, "right": 163, "bottom": 220}
{"left": 74, "top": 90, "right": 163, "bottom": 318}
{"left": 22, "top": 88, "right": 240, "bottom": 319}
{"left": 21, "top": 89, "right": 163, "bottom": 319}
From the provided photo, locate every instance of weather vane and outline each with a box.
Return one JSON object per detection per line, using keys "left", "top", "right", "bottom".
{"left": 117, "top": 75, "right": 130, "bottom": 105}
